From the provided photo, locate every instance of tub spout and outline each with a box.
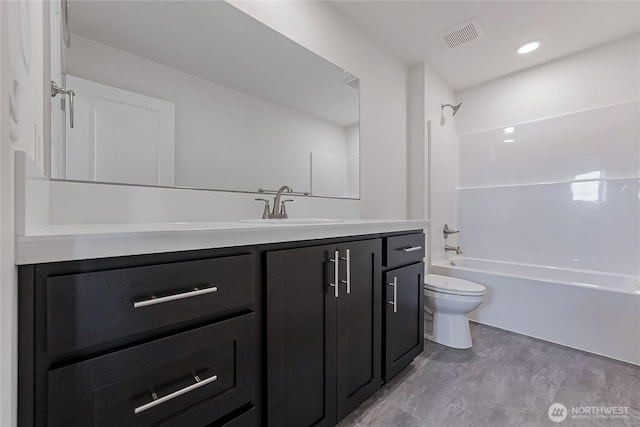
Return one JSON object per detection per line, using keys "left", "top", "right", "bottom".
{"left": 445, "top": 244, "right": 463, "bottom": 255}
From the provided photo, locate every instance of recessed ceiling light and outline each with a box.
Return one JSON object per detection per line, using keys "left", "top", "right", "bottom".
{"left": 504, "top": 139, "right": 515, "bottom": 143}
{"left": 504, "top": 127, "right": 515, "bottom": 134}
{"left": 517, "top": 41, "right": 541, "bottom": 54}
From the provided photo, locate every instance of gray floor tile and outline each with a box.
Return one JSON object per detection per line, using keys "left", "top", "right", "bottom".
{"left": 338, "top": 323, "right": 640, "bottom": 427}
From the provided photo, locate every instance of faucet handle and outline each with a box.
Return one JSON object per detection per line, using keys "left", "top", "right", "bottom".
{"left": 280, "top": 199, "right": 294, "bottom": 217}
{"left": 255, "top": 198, "right": 271, "bottom": 219}
{"left": 443, "top": 224, "right": 460, "bottom": 239}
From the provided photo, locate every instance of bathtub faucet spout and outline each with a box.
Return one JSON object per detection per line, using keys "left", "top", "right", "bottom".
{"left": 445, "top": 244, "right": 463, "bottom": 255}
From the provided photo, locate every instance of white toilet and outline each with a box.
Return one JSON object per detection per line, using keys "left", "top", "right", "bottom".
{"left": 424, "top": 274, "right": 486, "bottom": 349}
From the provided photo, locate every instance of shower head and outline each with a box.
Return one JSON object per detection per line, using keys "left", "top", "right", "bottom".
{"left": 441, "top": 103, "right": 462, "bottom": 116}
{"left": 440, "top": 103, "right": 462, "bottom": 126}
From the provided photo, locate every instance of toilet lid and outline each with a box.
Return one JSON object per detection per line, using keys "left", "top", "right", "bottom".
{"left": 424, "top": 274, "right": 486, "bottom": 296}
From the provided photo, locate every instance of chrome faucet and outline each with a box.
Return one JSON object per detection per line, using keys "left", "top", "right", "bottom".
{"left": 445, "top": 244, "right": 463, "bottom": 255}
{"left": 255, "top": 185, "right": 293, "bottom": 219}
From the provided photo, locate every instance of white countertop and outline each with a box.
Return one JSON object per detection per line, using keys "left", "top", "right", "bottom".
{"left": 16, "top": 219, "right": 428, "bottom": 265}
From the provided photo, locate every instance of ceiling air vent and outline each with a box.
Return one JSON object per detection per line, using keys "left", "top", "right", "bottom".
{"left": 439, "top": 18, "right": 485, "bottom": 50}
{"left": 345, "top": 77, "right": 360, "bottom": 91}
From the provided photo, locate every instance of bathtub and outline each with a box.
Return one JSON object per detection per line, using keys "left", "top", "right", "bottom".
{"left": 430, "top": 257, "right": 640, "bottom": 365}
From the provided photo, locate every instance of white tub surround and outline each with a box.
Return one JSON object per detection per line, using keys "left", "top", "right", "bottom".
{"left": 432, "top": 257, "right": 640, "bottom": 365}
{"left": 456, "top": 100, "right": 640, "bottom": 276}
{"left": 16, "top": 220, "right": 427, "bottom": 265}
{"left": 453, "top": 36, "right": 640, "bottom": 277}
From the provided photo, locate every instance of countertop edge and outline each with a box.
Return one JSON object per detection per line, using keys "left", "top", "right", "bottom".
{"left": 16, "top": 220, "right": 428, "bottom": 265}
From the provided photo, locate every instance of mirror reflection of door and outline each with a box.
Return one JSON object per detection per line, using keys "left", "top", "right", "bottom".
{"left": 64, "top": 75, "right": 175, "bottom": 186}
{"left": 50, "top": 2, "right": 176, "bottom": 187}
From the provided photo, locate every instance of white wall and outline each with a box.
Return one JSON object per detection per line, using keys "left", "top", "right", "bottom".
{"left": 47, "top": 179, "right": 360, "bottom": 225}
{"left": 230, "top": 0, "right": 408, "bottom": 219}
{"left": 407, "top": 64, "right": 425, "bottom": 220}
{"left": 43, "top": 0, "right": 410, "bottom": 228}
{"left": 2, "top": 1, "right": 47, "bottom": 425}
{"left": 455, "top": 34, "right": 640, "bottom": 275}
{"left": 66, "top": 34, "right": 353, "bottom": 197}
{"left": 0, "top": 4, "right": 10, "bottom": 425}
{"left": 6, "top": 0, "right": 45, "bottom": 169}
{"left": 406, "top": 61, "right": 460, "bottom": 264}
{"left": 41, "top": 0, "right": 417, "bottom": 226}
{"left": 406, "top": 61, "right": 460, "bottom": 265}
{"left": 456, "top": 34, "right": 640, "bottom": 135}
{"left": 424, "top": 65, "right": 460, "bottom": 264}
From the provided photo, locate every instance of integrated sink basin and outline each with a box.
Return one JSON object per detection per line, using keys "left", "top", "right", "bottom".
{"left": 239, "top": 218, "right": 344, "bottom": 225}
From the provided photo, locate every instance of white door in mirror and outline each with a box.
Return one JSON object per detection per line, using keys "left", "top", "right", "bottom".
{"left": 64, "top": 75, "right": 175, "bottom": 186}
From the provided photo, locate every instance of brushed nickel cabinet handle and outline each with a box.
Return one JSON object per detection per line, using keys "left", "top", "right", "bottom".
{"left": 340, "top": 249, "right": 351, "bottom": 294}
{"left": 133, "top": 286, "right": 218, "bottom": 308}
{"left": 388, "top": 277, "right": 398, "bottom": 313}
{"left": 329, "top": 250, "right": 339, "bottom": 298}
{"left": 134, "top": 374, "right": 217, "bottom": 414}
{"left": 402, "top": 246, "right": 423, "bottom": 253}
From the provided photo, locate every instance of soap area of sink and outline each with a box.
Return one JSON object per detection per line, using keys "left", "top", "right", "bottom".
{"left": 239, "top": 218, "right": 345, "bottom": 225}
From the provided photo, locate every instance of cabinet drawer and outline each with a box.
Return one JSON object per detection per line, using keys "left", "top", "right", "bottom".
{"left": 384, "top": 233, "right": 425, "bottom": 268}
{"left": 47, "top": 254, "right": 255, "bottom": 361}
{"left": 218, "top": 406, "right": 256, "bottom": 427}
{"left": 48, "top": 314, "right": 255, "bottom": 427}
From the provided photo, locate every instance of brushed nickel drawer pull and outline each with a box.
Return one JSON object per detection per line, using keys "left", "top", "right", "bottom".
{"left": 402, "top": 246, "right": 423, "bottom": 253}
{"left": 388, "top": 277, "right": 398, "bottom": 313}
{"left": 329, "top": 250, "right": 339, "bottom": 298}
{"left": 134, "top": 374, "right": 218, "bottom": 414}
{"left": 340, "top": 249, "right": 351, "bottom": 294}
{"left": 133, "top": 286, "right": 218, "bottom": 308}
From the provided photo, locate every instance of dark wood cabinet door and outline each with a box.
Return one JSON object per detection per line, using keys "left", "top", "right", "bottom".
{"left": 384, "top": 262, "right": 424, "bottom": 381}
{"left": 336, "top": 239, "right": 381, "bottom": 422}
{"left": 266, "top": 245, "right": 337, "bottom": 427}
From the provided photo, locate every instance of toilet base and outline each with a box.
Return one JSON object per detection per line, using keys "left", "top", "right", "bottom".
{"left": 430, "top": 312, "right": 473, "bottom": 349}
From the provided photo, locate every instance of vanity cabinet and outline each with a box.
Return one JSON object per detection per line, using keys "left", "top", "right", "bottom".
{"left": 265, "top": 239, "right": 381, "bottom": 426}
{"left": 382, "top": 233, "right": 425, "bottom": 381}
{"left": 19, "top": 248, "right": 260, "bottom": 427}
{"left": 19, "top": 228, "right": 426, "bottom": 427}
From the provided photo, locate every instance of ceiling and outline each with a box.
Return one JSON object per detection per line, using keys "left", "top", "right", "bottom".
{"left": 330, "top": 1, "right": 640, "bottom": 90}
{"left": 68, "top": 1, "right": 359, "bottom": 126}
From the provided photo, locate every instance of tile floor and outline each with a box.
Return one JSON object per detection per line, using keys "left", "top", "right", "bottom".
{"left": 339, "top": 323, "right": 640, "bottom": 427}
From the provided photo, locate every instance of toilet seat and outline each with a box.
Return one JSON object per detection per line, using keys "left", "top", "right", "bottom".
{"left": 424, "top": 274, "right": 486, "bottom": 296}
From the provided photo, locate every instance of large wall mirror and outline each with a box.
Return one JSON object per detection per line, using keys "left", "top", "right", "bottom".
{"left": 50, "top": 1, "right": 360, "bottom": 199}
